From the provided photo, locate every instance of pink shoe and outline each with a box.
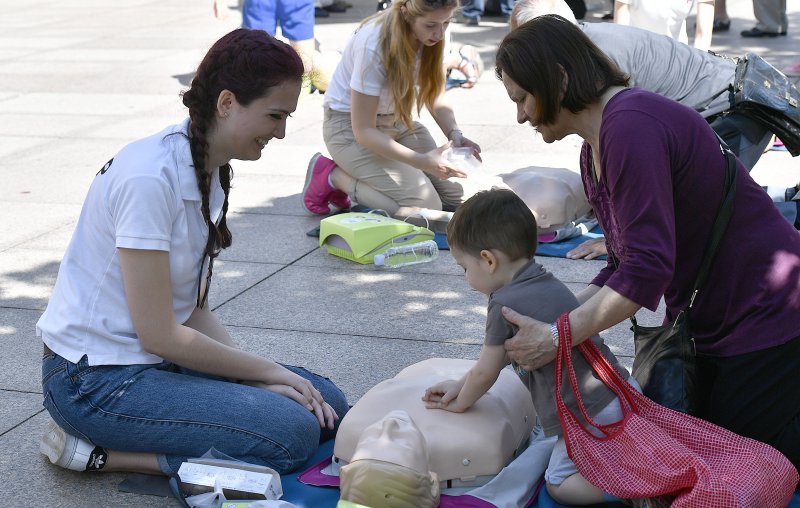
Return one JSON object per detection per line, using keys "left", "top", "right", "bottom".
{"left": 303, "top": 152, "right": 337, "bottom": 215}
{"left": 784, "top": 61, "right": 800, "bottom": 75}
{"left": 329, "top": 190, "right": 352, "bottom": 211}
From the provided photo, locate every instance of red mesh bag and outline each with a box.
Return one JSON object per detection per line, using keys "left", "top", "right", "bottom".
{"left": 554, "top": 313, "right": 798, "bottom": 507}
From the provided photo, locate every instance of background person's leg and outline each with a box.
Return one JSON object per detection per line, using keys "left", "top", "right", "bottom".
{"left": 278, "top": 0, "right": 317, "bottom": 75}
{"left": 242, "top": 0, "right": 279, "bottom": 34}
{"left": 751, "top": 0, "right": 788, "bottom": 33}
{"left": 457, "top": 0, "right": 484, "bottom": 24}
{"left": 709, "top": 112, "right": 773, "bottom": 171}
{"left": 323, "top": 110, "right": 444, "bottom": 214}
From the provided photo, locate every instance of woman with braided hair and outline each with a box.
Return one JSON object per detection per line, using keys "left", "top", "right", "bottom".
{"left": 302, "top": 0, "right": 484, "bottom": 216}
{"left": 36, "top": 28, "right": 348, "bottom": 478}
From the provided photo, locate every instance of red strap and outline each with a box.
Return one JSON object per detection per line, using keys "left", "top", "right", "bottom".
{"left": 554, "top": 313, "right": 639, "bottom": 441}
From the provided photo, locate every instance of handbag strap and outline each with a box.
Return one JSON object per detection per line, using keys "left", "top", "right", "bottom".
{"left": 555, "top": 313, "right": 639, "bottom": 436}
{"left": 685, "top": 144, "right": 737, "bottom": 309}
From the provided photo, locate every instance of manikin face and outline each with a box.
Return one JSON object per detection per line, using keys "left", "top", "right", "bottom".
{"left": 450, "top": 246, "right": 505, "bottom": 296}
{"left": 351, "top": 410, "right": 430, "bottom": 475}
{"left": 501, "top": 71, "right": 566, "bottom": 144}
{"left": 407, "top": 7, "right": 455, "bottom": 47}
{"left": 218, "top": 79, "right": 300, "bottom": 163}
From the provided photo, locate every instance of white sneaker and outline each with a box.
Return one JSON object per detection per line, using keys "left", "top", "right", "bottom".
{"left": 39, "top": 419, "right": 97, "bottom": 471}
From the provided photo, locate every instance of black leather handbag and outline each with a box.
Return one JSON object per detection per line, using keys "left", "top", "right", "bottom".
{"left": 732, "top": 53, "right": 800, "bottom": 156}
{"left": 629, "top": 145, "right": 737, "bottom": 414}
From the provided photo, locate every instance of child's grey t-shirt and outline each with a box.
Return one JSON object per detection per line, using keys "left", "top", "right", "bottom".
{"left": 485, "top": 258, "right": 630, "bottom": 437}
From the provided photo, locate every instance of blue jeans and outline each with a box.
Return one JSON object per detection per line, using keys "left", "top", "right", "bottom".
{"left": 709, "top": 111, "right": 773, "bottom": 171}
{"left": 461, "top": 0, "right": 514, "bottom": 19}
{"left": 42, "top": 352, "right": 348, "bottom": 475}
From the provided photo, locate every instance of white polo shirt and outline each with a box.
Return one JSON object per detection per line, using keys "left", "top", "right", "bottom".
{"left": 37, "top": 119, "right": 224, "bottom": 366}
{"left": 323, "top": 20, "right": 450, "bottom": 115}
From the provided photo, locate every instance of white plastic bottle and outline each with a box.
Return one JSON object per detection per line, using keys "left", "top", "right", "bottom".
{"left": 373, "top": 240, "right": 439, "bottom": 268}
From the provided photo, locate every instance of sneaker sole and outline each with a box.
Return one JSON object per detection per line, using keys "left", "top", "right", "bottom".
{"left": 302, "top": 152, "right": 328, "bottom": 215}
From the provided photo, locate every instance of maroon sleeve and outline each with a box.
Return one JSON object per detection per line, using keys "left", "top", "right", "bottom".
{"left": 595, "top": 108, "right": 677, "bottom": 311}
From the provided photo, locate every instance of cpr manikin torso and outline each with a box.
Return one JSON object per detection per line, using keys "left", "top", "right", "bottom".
{"left": 499, "top": 166, "right": 591, "bottom": 233}
{"left": 334, "top": 358, "right": 536, "bottom": 487}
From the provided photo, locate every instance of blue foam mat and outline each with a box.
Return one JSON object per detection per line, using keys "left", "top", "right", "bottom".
{"left": 282, "top": 439, "right": 339, "bottom": 507}
{"left": 535, "top": 225, "right": 606, "bottom": 260}
{"left": 436, "top": 226, "right": 606, "bottom": 260}
{"left": 283, "top": 440, "right": 800, "bottom": 507}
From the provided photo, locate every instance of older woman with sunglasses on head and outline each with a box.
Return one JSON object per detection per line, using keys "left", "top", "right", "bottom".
{"left": 496, "top": 15, "right": 800, "bottom": 471}
{"left": 302, "top": 0, "right": 483, "bottom": 217}
{"left": 37, "top": 29, "right": 348, "bottom": 479}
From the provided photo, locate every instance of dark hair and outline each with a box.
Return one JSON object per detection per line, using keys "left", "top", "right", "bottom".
{"left": 180, "top": 28, "right": 303, "bottom": 260}
{"left": 447, "top": 189, "right": 539, "bottom": 260}
{"left": 494, "top": 14, "right": 629, "bottom": 125}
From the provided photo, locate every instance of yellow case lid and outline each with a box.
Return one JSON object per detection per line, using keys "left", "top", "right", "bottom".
{"left": 319, "top": 212, "right": 430, "bottom": 259}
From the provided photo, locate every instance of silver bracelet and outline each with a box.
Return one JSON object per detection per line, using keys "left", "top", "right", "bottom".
{"left": 550, "top": 322, "right": 559, "bottom": 349}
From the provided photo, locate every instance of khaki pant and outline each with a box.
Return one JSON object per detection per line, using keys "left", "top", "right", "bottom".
{"left": 323, "top": 108, "right": 479, "bottom": 213}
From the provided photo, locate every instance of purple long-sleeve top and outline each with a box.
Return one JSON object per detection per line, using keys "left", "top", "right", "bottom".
{"left": 583, "top": 88, "right": 800, "bottom": 357}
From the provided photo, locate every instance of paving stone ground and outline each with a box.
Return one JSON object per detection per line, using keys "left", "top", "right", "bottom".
{"left": 1, "top": 0, "right": 797, "bottom": 505}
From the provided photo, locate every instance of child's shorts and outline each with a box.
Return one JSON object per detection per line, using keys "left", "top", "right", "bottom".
{"left": 544, "top": 376, "right": 642, "bottom": 486}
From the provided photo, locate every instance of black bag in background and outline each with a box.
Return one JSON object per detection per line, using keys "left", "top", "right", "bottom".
{"left": 629, "top": 146, "right": 737, "bottom": 414}
{"left": 732, "top": 52, "right": 800, "bottom": 156}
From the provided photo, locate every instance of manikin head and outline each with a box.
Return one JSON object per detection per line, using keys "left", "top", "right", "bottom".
{"left": 339, "top": 410, "right": 440, "bottom": 508}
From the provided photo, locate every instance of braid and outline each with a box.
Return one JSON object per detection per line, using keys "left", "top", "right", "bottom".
{"left": 183, "top": 86, "right": 231, "bottom": 259}
{"left": 218, "top": 164, "right": 233, "bottom": 248}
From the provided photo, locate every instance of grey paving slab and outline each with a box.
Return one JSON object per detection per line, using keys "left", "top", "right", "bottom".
{"left": 539, "top": 256, "right": 605, "bottom": 285}
{"left": 0, "top": 248, "right": 61, "bottom": 312}
{"left": 226, "top": 137, "right": 328, "bottom": 180}
{"left": 226, "top": 174, "right": 310, "bottom": 216}
{"left": 218, "top": 212, "right": 321, "bottom": 263}
{"left": 80, "top": 112, "right": 189, "bottom": 142}
{"left": 2, "top": 203, "right": 80, "bottom": 251}
{"left": 0, "top": 36, "right": 88, "bottom": 50}
{"left": 4, "top": 139, "right": 130, "bottom": 204}
{"left": 231, "top": 327, "right": 482, "bottom": 403}
{"left": 14, "top": 224, "right": 75, "bottom": 253}
{"left": 3, "top": 92, "right": 172, "bottom": 116}
{"left": 208, "top": 260, "right": 283, "bottom": 309}
{"left": 0, "top": 412, "right": 174, "bottom": 507}
{"left": 4, "top": 137, "right": 116, "bottom": 179}
{"left": 0, "top": 308, "right": 45, "bottom": 394}
{"left": 0, "top": 0, "right": 795, "bottom": 503}
{"left": 215, "top": 264, "right": 491, "bottom": 343}
{"left": 26, "top": 48, "right": 173, "bottom": 64}
{"left": 0, "top": 114, "right": 108, "bottom": 138}
{"left": 0, "top": 390, "right": 44, "bottom": 435}
{"left": 0, "top": 136, "right": 46, "bottom": 159}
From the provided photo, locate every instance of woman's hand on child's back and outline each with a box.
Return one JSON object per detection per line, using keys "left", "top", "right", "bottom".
{"left": 502, "top": 306, "right": 557, "bottom": 371}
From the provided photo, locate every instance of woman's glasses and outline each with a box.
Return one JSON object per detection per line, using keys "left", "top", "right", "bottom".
{"left": 196, "top": 253, "right": 215, "bottom": 309}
